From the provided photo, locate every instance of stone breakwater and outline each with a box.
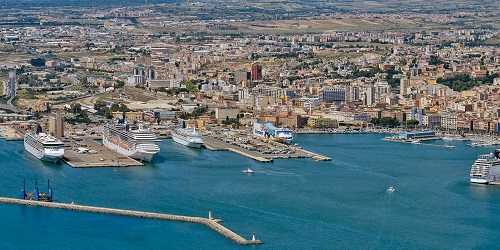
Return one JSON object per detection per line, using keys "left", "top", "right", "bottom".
{"left": 0, "top": 197, "right": 263, "bottom": 245}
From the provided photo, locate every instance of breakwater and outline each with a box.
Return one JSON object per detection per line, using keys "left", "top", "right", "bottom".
{"left": 0, "top": 197, "right": 262, "bottom": 245}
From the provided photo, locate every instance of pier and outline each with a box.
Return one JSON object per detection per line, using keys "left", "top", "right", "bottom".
{"left": 203, "top": 136, "right": 331, "bottom": 162}
{"left": 62, "top": 138, "right": 144, "bottom": 167}
{"left": 0, "top": 197, "right": 263, "bottom": 245}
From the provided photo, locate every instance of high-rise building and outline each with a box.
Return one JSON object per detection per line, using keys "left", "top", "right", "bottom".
{"left": 148, "top": 66, "right": 156, "bottom": 80}
{"left": 7, "top": 70, "right": 16, "bottom": 97}
{"left": 234, "top": 70, "right": 250, "bottom": 83}
{"left": 364, "top": 85, "right": 375, "bottom": 105}
{"left": 251, "top": 65, "right": 262, "bottom": 81}
{"left": 400, "top": 78, "right": 409, "bottom": 95}
{"left": 374, "top": 81, "right": 391, "bottom": 103}
{"left": 345, "top": 86, "right": 360, "bottom": 102}
{"left": 319, "top": 87, "right": 346, "bottom": 102}
{"left": 49, "top": 111, "right": 64, "bottom": 140}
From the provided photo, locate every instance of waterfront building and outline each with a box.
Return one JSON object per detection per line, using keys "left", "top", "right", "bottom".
{"left": 440, "top": 114, "right": 458, "bottom": 130}
{"left": 398, "top": 131, "right": 436, "bottom": 140}
{"left": 422, "top": 113, "right": 441, "bottom": 128}
{"left": 307, "top": 117, "right": 339, "bottom": 128}
{"left": 277, "top": 115, "right": 308, "bottom": 129}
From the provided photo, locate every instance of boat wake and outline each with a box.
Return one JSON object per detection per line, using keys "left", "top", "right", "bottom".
{"left": 262, "top": 170, "right": 297, "bottom": 176}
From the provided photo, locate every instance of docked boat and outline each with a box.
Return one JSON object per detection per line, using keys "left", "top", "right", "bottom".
{"left": 253, "top": 122, "right": 293, "bottom": 144}
{"left": 470, "top": 149, "right": 500, "bottom": 184}
{"left": 467, "top": 141, "right": 495, "bottom": 147}
{"left": 102, "top": 120, "right": 160, "bottom": 162}
{"left": 171, "top": 124, "right": 204, "bottom": 149}
{"left": 24, "top": 126, "right": 64, "bottom": 163}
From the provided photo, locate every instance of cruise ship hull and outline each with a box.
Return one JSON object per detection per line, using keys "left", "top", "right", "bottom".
{"left": 103, "top": 136, "right": 157, "bottom": 162}
{"left": 172, "top": 132, "right": 204, "bottom": 149}
{"left": 24, "top": 141, "right": 64, "bottom": 163}
{"left": 470, "top": 178, "right": 489, "bottom": 184}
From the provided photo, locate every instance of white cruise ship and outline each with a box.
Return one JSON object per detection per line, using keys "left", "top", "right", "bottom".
{"left": 253, "top": 122, "right": 293, "bottom": 144}
{"left": 102, "top": 121, "right": 160, "bottom": 162}
{"left": 172, "top": 126, "right": 204, "bottom": 148}
{"left": 470, "top": 149, "right": 500, "bottom": 184}
{"left": 24, "top": 130, "right": 65, "bottom": 163}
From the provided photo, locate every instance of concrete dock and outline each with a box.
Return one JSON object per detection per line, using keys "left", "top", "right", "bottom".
{"left": 203, "top": 136, "right": 331, "bottom": 162}
{"left": 0, "top": 197, "right": 263, "bottom": 245}
{"left": 204, "top": 137, "right": 273, "bottom": 162}
{"left": 0, "top": 124, "right": 23, "bottom": 141}
{"left": 62, "top": 138, "right": 144, "bottom": 167}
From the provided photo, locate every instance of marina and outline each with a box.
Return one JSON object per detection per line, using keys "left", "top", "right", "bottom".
{"left": 0, "top": 197, "right": 262, "bottom": 245}
{"left": 1, "top": 133, "right": 500, "bottom": 249}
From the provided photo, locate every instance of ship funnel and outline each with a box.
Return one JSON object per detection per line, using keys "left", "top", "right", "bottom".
{"left": 36, "top": 124, "right": 42, "bottom": 134}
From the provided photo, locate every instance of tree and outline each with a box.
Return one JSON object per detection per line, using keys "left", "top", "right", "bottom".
{"left": 402, "top": 119, "right": 419, "bottom": 128}
{"left": 69, "top": 103, "right": 81, "bottom": 114}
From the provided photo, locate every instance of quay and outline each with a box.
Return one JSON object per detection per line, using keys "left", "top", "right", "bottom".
{"left": 381, "top": 137, "right": 456, "bottom": 148}
{"left": 203, "top": 136, "right": 331, "bottom": 162}
{"left": 62, "top": 138, "right": 144, "bottom": 167}
{"left": 0, "top": 124, "right": 23, "bottom": 141}
{"left": 0, "top": 197, "right": 263, "bottom": 245}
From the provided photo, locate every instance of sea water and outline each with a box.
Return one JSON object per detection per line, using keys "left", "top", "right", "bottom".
{"left": 0, "top": 134, "right": 499, "bottom": 249}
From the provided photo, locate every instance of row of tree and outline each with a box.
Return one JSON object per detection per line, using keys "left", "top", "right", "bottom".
{"left": 437, "top": 73, "right": 499, "bottom": 91}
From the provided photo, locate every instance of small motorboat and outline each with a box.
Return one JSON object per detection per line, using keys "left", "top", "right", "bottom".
{"left": 387, "top": 186, "right": 395, "bottom": 192}
{"left": 244, "top": 168, "right": 254, "bottom": 174}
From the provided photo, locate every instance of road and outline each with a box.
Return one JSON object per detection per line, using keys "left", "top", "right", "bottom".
{"left": 0, "top": 96, "right": 20, "bottom": 113}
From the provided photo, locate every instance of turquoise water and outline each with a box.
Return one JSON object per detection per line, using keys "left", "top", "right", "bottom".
{"left": 0, "top": 134, "right": 499, "bottom": 249}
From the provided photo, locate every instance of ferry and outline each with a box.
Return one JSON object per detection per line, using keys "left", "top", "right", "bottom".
{"left": 102, "top": 120, "right": 160, "bottom": 162}
{"left": 253, "top": 122, "right": 293, "bottom": 144}
{"left": 171, "top": 123, "right": 204, "bottom": 149}
{"left": 470, "top": 149, "right": 500, "bottom": 184}
{"left": 24, "top": 126, "right": 64, "bottom": 163}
